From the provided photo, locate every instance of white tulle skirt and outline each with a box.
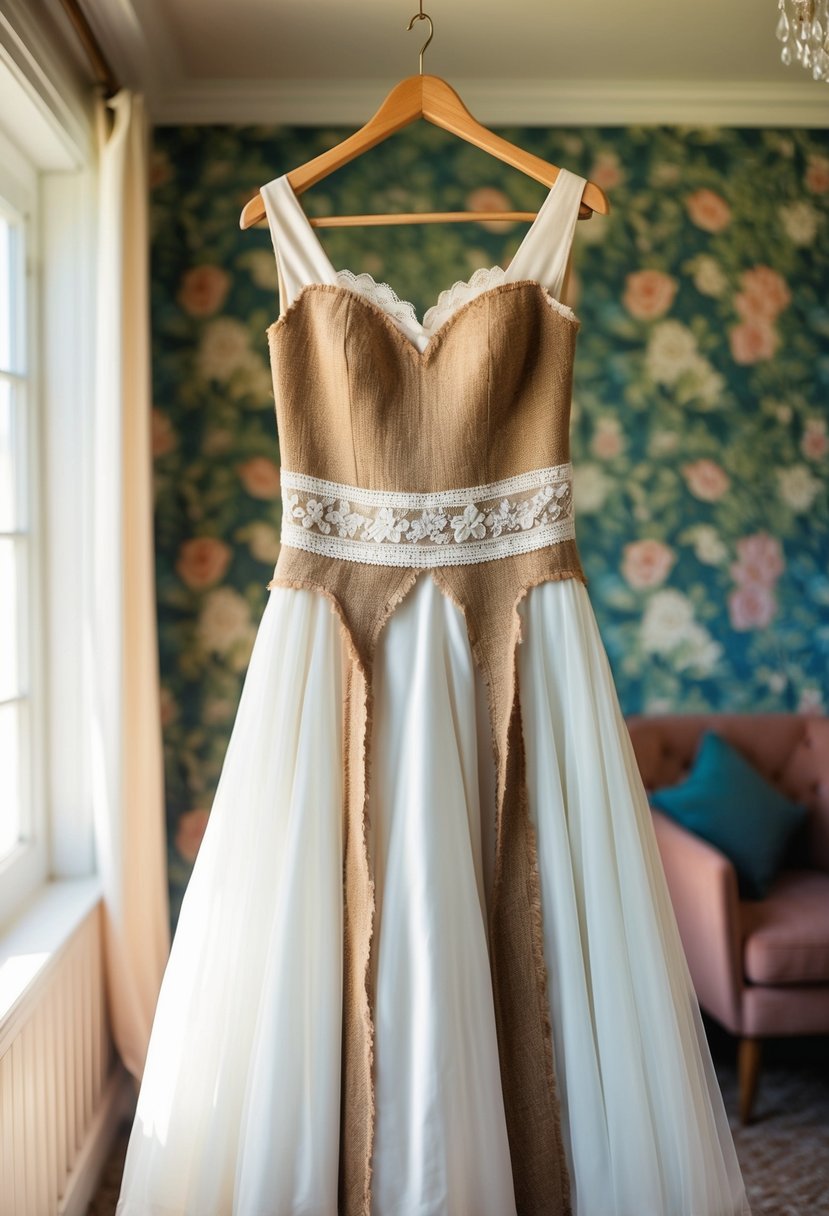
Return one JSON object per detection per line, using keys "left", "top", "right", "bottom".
{"left": 115, "top": 572, "right": 752, "bottom": 1216}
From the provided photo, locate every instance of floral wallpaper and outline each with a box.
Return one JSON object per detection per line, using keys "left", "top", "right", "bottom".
{"left": 150, "top": 123, "right": 829, "bottom": 923}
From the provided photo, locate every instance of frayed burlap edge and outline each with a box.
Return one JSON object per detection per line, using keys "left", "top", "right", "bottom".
{"left": 266, "top": 564, "right": 584, "bottom": 1214}
{"left": 266, "top": 278, "right": 577, "bottom": 367}
{"left": 433, "top": 566, "right": 578, "bottom": 1215}
{"left": 266, "top": 569, "right": 418, "bottom": 1216}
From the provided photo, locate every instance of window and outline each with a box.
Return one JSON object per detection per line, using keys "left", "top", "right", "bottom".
{"left": 0, "top": 198, "right": 25, "bottom": 860}
{"left": 0, "top": 132, "right": 47, "bottom": 922}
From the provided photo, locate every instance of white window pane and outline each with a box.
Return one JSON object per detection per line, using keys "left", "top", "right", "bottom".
{"left": 0, "top": 537, "right": 20, "bottom": 701}
{"left": 0, "top": 701, "right": 21, "bottom": 860}
{"left": 0, "top": 214, "right": 9, "bottom": 372}
{"left": 0, "top": 377, "right": 18, "bottom": 532}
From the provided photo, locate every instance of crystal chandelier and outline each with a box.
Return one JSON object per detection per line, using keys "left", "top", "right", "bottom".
{"left": 776, "top": 0, "right": 829, "bottom": 81}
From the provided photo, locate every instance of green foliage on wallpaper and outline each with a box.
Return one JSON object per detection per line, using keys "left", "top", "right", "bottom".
{"left": 150, "top": 122, "right": 829, "bottom": 919}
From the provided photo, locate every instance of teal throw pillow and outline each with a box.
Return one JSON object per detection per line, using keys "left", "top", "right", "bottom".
{"left": 649, "top": 730, "right": 809, "bottom": 901}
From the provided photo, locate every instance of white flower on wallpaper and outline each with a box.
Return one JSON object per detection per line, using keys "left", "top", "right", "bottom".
{"left": 689, "top": 255, "right": 728, "bottom": 298}
{"left": 197, "top": 587, "right": 253, "bottom": 654}
{"left": 243, "top": 521, "right": 281, "bottom": 564}
{"left": 645, "top": 320, "right": 699, "bottom": 385}
{"left": 572, "top": 463, "right": 613, "bottom": 513}
{"left": 779, "top": 200, "right": 821, "bottom": 245}
{"left": 648, "top": 430, "right": 681, "bottom": 457}
{"left": 683, "top": 525, "right": 729, "bottom": 566}
{"left": 680, "top": 357, "right": 725, "bottom": 409}
{"left": 777, "top": 464, "right": 823, "bottom": 512}
{"left": 238, "top": 248, "right": 279, "bottom": 291}
{"left": 639, "top": 589, "right": 722, "bottom": 675}
{"left": 198, "top": 317, "right": 253, "bottom": 380}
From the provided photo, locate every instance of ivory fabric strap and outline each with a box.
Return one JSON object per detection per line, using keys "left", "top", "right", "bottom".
{"left": 265, "top": 282, "right": 587, "bottom": 1214}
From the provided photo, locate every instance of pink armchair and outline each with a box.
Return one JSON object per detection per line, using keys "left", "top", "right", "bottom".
{"left": 626, "top": 712, "right": 829, "bottom": 1124}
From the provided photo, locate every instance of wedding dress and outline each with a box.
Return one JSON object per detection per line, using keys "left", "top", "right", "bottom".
{"left": 115, "top": 166, "right": 753, "bottom": 1216}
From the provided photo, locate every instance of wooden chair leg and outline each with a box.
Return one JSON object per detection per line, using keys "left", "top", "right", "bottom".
{"left": 738, "top": 1035, "right": 762, "bottom": 1124}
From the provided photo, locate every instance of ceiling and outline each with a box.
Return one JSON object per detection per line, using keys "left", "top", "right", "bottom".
{"left": 55, "top": 0, "right": 829, "bottom": 125}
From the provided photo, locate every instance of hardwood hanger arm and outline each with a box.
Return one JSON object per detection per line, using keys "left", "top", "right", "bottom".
{"left": 240, "top": 73, "right": 610, "bottom": 230}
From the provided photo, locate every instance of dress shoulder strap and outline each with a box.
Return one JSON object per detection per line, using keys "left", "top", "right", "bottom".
{"left": 505, "top": 167, "right": 587, "bottom": 303}
{"left": 259, "top": 175, "right": 338, "bottom": 316}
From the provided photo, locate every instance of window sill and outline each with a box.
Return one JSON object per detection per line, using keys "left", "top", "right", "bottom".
{"left": 0, "top": 876, "right": 103, "bottom": 1045}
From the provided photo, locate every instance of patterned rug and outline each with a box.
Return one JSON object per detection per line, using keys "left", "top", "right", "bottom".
{"left": 708, "top": 1020, "right": 829, "bottom": 1216}
{"left": 87, "top": 1017, "right": 829, "bottom": 1215}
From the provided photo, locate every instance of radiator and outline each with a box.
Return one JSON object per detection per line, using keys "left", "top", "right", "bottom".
{"left": 0, "top": 895, "right": 118, "bottom": 1215}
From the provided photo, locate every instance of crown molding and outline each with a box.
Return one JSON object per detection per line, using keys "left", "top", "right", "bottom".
{"left": 148, "top": 76, "right": 829, "bottom": 128}
{"left": 77, "top": 0, "right": 829, "bottom": 129}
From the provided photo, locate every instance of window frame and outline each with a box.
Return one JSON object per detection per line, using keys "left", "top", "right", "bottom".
{"left": 0, "top": 126, "right": 49, "bottom": 927}
{"left": 0, "top": 0, "right": 98, "bottom": 933}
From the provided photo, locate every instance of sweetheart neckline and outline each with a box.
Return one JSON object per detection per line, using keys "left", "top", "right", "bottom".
{"left": 265, "top": 277, "right": 580, "bottom": 365}
{"left": 333, "top": 264, "right": 578, "bottom": 337}
{"left": 271, "top": 169, "right": 580, "bottom": 348}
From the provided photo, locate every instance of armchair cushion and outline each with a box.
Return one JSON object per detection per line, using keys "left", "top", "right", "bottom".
{"left": 649, "top": 729, "right": 809, "bottom": 900}
{"left": 741, "top": 869, "right": 829, "bottom": 984}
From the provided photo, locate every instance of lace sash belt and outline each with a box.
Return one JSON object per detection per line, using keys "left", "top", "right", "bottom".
{"left": 279, "top": 463, "right": 576, "bottom": 568}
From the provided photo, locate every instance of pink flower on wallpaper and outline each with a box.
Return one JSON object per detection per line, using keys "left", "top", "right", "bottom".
{"left": 730, "top": 532, "right": 785, "bottom": 586}
{"left": 729, "top": 319, "right": 780, "bottom": 364}
{"left": 175, "top": 809, "right": 210, "bottom": 862}
{"left": 735, "top": 266, "right": 792, "bottom": 320}
{"left": 621, "top": 538, "right": 677, "bottom": 588}
{"left": 805, "top": 155, "right": 829, "bottom": 194}
{"left": 732, "top": 292, "right": 779, "bottom": 325}
{"left": 681, "top": 458, "right": 731, "bottom": 501}
{"left": 176, "top": 536, "right": 232, "bottom": 590}
{"left": 798, "top": 688, "right": 826, "bottom": 714}
{"left": 590, "top": 151, "right": 623, "bottom": 190}
{"left": 149, "top": 149, "right": 172, "bottom": 190}
{"left": 729, "top": 267, "right": 789, "bottom": 363}
{"left": 465, "top": 186, "right": 515, "bottom": 233}
{"left": 685, "top": 189, "right": 732, "bottom": 233}
{"left": 728, "top": 582, "right": 778, "bottom": 631}
{"left": 151, "top": 408, "right": 177, "bottom": 458}
{"left": 622, "top": 270, "right": 678, "bottom": 320}
{"left": 159, "top": 685, "right": 178, "bottom": 728}
{"left": 237, "top": 456, "right": 282, "bottom": 499}
{"left": 590, "top": 416, "right": 625, "bottom": 459}
{"left": 801, "top": 418, "right": 829, "bottom": 460}
{"left": 178, "top": 265, "right": 231, "bottom": 318}
{"left": 728, "top": 531, "right": 784, "bottom": 631}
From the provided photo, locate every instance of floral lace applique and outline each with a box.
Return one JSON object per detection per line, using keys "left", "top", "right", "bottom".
{"left": 280, "top": 465, "right": 576, "bottom": 569}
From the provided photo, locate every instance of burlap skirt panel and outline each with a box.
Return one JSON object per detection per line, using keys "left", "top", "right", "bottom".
{"left": 268, "top": 542, "right": 586, "bottom": 1216}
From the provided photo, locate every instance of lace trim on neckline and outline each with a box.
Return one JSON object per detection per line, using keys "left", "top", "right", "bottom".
{"left": 335, "top": 265, "right": 577, "bottom": 335}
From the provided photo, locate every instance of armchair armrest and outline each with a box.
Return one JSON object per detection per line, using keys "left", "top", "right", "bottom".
{"left": 651, "top": 808, "right": 745, "bottom": 1034}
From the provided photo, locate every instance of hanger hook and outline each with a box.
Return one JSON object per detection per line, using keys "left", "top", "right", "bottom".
{"left": 406, "top": 5, "right": 433, "bottom": 74}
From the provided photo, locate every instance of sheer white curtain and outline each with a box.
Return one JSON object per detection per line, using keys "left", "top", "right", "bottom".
{"left": 90, "top": 88, "right": 170, "bottom": 1083}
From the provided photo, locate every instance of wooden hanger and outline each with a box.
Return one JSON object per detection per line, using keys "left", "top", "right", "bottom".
{"left": 240, "top": 7, "right": 610, "bottom": 231}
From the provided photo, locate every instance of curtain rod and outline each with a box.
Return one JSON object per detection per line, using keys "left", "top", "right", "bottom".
{"left": 56, "top": 0, "right": 121, "bottom": 98}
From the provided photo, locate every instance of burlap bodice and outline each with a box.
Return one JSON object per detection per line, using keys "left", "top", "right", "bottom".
{"left": 268, "top": 276, "right": 578, "bottom": 492}
{"left": 260, "top": 169, "right": 589, "bottom": 1216}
